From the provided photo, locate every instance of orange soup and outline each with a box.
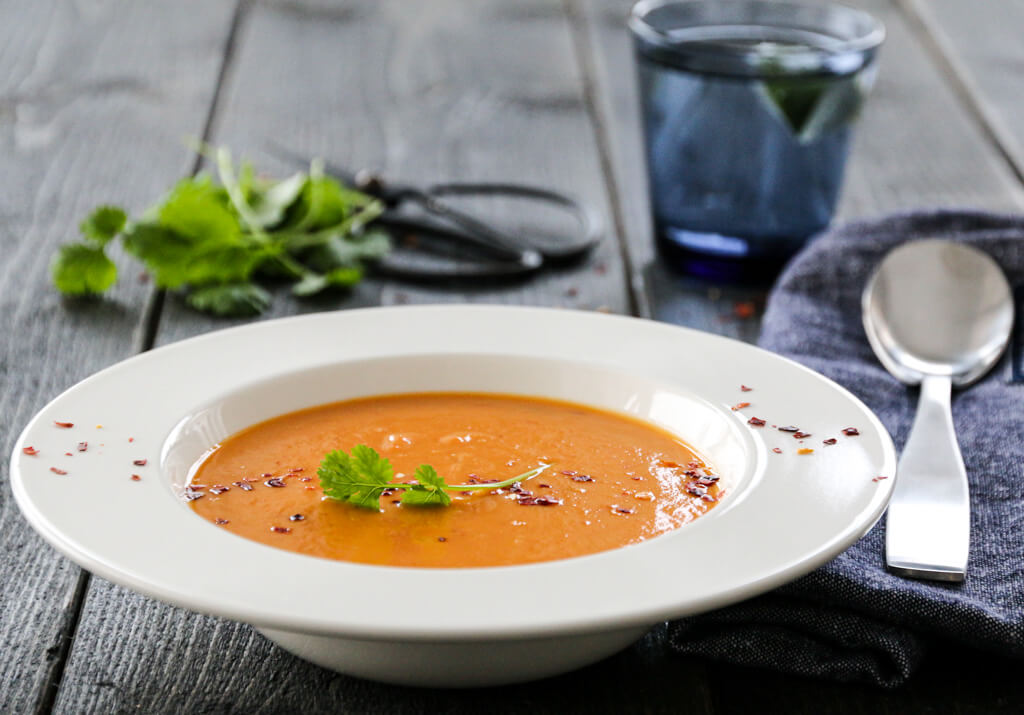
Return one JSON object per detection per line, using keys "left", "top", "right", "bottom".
{"left": 187, "top": 393, "right": 722, "bottom": 567}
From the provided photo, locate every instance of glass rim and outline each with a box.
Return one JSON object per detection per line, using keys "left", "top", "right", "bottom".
{"left": 629, "top": 0, "right": 886, "bottom": 75}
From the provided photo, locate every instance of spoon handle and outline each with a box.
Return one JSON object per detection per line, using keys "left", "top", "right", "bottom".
{"left": 885, "top": 374, "right": 970, "bottom": 581}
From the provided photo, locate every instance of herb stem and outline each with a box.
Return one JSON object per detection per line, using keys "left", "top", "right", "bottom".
{"left": 388, "top": 464, "right": 550, "bottom": 493}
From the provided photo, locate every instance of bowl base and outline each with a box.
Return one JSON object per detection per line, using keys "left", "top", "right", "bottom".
{"left": 258, "top": 624, "right": 651, "bottom": 687}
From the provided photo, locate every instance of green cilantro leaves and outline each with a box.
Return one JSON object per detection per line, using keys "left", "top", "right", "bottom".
{"left": 318, "top": 445, "right": 550, "bottom": 511}
{"left": 51, "top": 146, "right": 388, "bottom": 316}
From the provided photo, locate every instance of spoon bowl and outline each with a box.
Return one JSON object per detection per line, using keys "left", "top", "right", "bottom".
{"left": 862, "top": 239, "right": 1014, "bottom": 581}
{"left": 863, "top": 239, "right": 1014, "bottom": 386}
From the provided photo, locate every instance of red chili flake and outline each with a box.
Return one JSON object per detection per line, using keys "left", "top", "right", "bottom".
{"left": 872, "top": 475, "right": 890, "bottom": 482}
{"left": 733, "top": 301, "right": 756, "bottom": 319}
{"left": 595, "top": 262, "right": 608, "bottom": 275}
{"left": 748, "top": 417, "right": 766, "bottom": 427}
{"left": 62, "top": 452, "right": 72, "bottom": 456}
{"left": 561, "top": 470, "right": 578, "bottom": 476}
{"left": 232, "top": 481, "right": 254, "bottom": 492}
{"left": 261, "top": 472, "right": 273, "bottom": 478}
{"left": 133, "top": 459, "right": 147, "bottom": 466}
{"left": 437, "top": 536, "right": 447, "bottom": 542}
{"left": 183, "top": 488, "right": 204, "bottom": 501}
{"left": 696, "top": 476, "right": 719, "bottom": 486}
{"left": 778, "top": 425, "right": 799, "bottom": 433}
{"left": 518, "top": 496, "right": 561, "bottom": 506}
{"left": 538, "top": 483, "right": 551, "bottom": 489}
{"left": 263, "top": 477, "right": 286, "bottom": 488}
{"left": 299, "top": 476, "right": 312, "bottom": 482}
{"left": 701, "top": 494, "right": 717, "bottom": 503}
{"left": 566, "top": 286, "right": 579, "bottom": 298}
{"left": 54, "top": 421, "right": 74, "bottom": 428}
{"left": 613, "top": 506, "right": 634, "bottom": 515}
{"left": 731, "top": 402, "right": 750, "bottom": 411}
{"left": 793, "top": 431, "right": 812, "bottom": 439}
{"left": 128, "top": 437, "right": 134, "bottom": 443}
{"left": 289, "top": 514, "right": 305, "bottom": 522}
{"left": 270, "top": 526, "right": 292, "bottom": 534}
{"left": 659, "top": 460, "right": 680, "bottom": 468}
{"left": 22, "top": 446, "right": 38, "bottom": 456}
{"left": 214, "top": 518, "right": 229, "bottom": 525}
{"left": 130, "top": 474, "right": 141, "bottom": 481}
{"left": 571, "top": 475, "right": 593, "bottom": 482}
{"left": 288, "top": 467, "right": 304, "bottom": 473}
{"left": 797, "top": 448, "right": 814, "bottom": 455}
{"left": 843, "top": 428, "right": 860, "bottom": 436}
{"left": 631, "top": 476, "right": 642, "bottom": 481}
{"left": 209, "top": 485, "right": 230, "bottom": 495}
{"left": 772, "top": 447, "right": 783, "bottom": 454}
{"left": 687, "top": 486, "right": 707, "bottom": 497}
{"left": 50, "top": 467, "right": 67, "bottom": 475}
{"left": 823, "top": 438, "right": 837, "bottom": 446}
{"left": 76, "top": 442, "right": 88, "bottom": 452}
{"left": 740, "top": 385, "right": 753, "bottom": 392}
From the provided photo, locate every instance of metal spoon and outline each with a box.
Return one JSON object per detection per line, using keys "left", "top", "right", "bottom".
{"left": 862, "top": 239, "right": 1014, "bottom": 582}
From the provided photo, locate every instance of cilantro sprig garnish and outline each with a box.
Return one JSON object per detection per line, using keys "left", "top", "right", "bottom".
{"left": 51, "top": 145, "right": 389, "bottom": 316}
{"left": 318, "top": 444, "right": 551, "bottom": 511}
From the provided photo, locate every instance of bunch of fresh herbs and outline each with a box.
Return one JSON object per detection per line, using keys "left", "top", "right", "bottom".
{"left": 52, "top": 146, "right": 389, "bottom": 316}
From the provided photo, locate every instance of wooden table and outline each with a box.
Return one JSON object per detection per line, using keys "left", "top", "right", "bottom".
{"left": 4, "top": 1, "right": 1023, "bottom": 712}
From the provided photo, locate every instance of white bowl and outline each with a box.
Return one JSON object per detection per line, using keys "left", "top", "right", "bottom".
{"left": 10, "top": 306, "right": 896, "bottom": 686}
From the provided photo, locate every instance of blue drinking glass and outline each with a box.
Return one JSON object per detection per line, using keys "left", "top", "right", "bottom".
{"left": 630, "top": 0, "right": 884, "bottom": 281}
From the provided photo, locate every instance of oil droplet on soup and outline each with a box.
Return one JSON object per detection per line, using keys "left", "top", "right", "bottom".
{"left": 187, "top": 393, "right": 723, "bottom": 568}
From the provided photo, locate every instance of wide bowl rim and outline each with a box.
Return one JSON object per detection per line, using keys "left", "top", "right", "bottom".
{"left": 10, "top": 305, "right": 896, "bottom": 641}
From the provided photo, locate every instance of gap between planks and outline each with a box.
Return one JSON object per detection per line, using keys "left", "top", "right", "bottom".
{"left": 564, "top": 0, "right": 650, "bottom": 320}
{"left": 895, "top": 0, "right": 1024, "bottom": 199}
{"left": 33, "top": 2, "right": 250, "bottom": 713}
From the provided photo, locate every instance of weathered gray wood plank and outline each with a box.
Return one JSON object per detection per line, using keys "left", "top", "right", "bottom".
{"left": 574, "top": 0, "right": 1024, "bottom": 336}
{"left": 0, "top": 1, "right": 237, "bottom": 711}
{"left": 149, "top": 0, "right": 631, "bottom": 347}
{"left": 53, "top": 0, "right": 710, "bottom": 712}
{"left": 902, "top": 0, "right": 1024, "bottom": 184}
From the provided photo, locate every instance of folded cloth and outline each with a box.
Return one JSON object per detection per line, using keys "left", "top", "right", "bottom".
{"left": 667, "top": 210, "right": 1024, "bottom": 688}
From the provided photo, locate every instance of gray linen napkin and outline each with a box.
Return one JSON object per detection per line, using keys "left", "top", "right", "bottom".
{"left": 667, "top": 210, "right": 1024, "bottom": 688}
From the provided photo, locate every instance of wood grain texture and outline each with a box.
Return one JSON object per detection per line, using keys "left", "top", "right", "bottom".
{"left": 0, "top": 1, "right": 236, "bottom": 711}
{"left": 573, "top": 0, "right": 1024, "bottom": 336}
{"left": 53, "top": 1, "right": 711, "bottom": 712}
{"left": 902, "top": 0, "right": 1024, "bottom": 185}
{"left": 151, "top": 0, "right": 632, "bottom": 347}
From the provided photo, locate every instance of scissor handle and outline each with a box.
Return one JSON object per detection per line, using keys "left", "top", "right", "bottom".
{"left": 421, "top": 182, "right": 603, "bottom": 261}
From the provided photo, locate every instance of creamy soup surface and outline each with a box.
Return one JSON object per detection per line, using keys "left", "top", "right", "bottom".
{"left": 188, "top": 392, "right": 722, "bottom": 568}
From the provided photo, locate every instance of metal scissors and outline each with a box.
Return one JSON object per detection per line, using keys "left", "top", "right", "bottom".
{"left": 269, "top": 145, "right": 602, "bottom": 282}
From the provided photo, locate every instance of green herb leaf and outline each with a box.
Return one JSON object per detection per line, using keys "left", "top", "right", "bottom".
{"left": 291, "top": 266, "right": 364, "bottom": 296}
{"left": 318, "top": 444, "right": 550, "bottom": 511}
{"left": 401, "top": 465, "right": 453, "bottom": 507}
{"left": 156, "top": 176, "right": 240, "bottom": 246}
{"left": 185, "top": 283, "right": 271, "bottom": 317}
{"left": 122, "top": 224, "right": 261, "bottom": 288}
{"left": 318, "top": 446, "right": 395, "bottom": 510}
{"left": 291, "top": 272, "right": 330, "bottom": 297}
{"left": 249, "top": 172, "right": 307, "bottom": 229}
{"left": 79, "top": 206, "right": 127, "bottom": 246}
{"left": 51, "top": 243, "right": 117, "bottom": 295}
